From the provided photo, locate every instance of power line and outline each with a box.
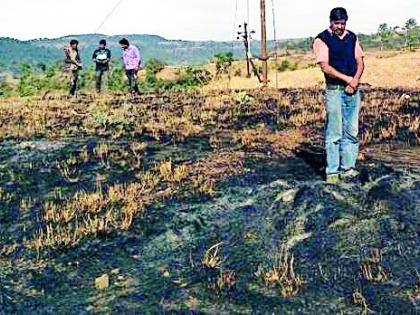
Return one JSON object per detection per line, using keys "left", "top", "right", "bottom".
{"left": 271, "top": 0, "right": 279, "bottom": 89}
{"left": 247, "top": 0, "right": 250, "bottom": 26}
{"left": 232, "top": 0, "right": 239, "bottom": 50}
{"left": 95, "top": 0, "right": 124, "bottom": 34}
{"left": 229, "top": 0, "right": 239, "bottom": 90}
{"left": 271, "top": 0, "right": 277, "bottom": 42}
{"left": 247, "top": 0, "right": 251, "bottom": 53}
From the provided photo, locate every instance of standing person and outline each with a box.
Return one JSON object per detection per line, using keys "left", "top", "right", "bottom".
{"left": 64, "top": 39, "right": 83, "bottom": 96}
{"left": 92, "top": 39, "right": 111, "bottom": 93}
{"left": 119, "top": 38, "right": 141, "bottom": 96}
{"left": 313, "top": 7, "right": 365, "bottom": 184}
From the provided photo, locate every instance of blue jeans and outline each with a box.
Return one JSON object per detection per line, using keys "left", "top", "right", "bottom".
{"left": 325, "top": 87, "right": 361, "bottom": 175}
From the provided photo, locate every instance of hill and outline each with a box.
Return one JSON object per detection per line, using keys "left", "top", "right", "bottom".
{"left": 0, "top": 34, "right": 284, "bottom": 76}
{"left": 0, "top": 19, "right": 420, "bottom": 76}
{"left": 0, "top": 17, "right": 418, "bottom": 76}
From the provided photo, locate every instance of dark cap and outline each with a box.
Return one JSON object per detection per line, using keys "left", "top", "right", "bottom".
{"left": 330, "top": 7, "right": 348, "bottom": 21}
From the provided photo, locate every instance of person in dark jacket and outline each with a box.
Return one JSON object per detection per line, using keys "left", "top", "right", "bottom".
{"left": 92, "top": 39, "right": 111, "bottom": 93}
{"left": 313, "top": 7, "right": 365, "bottom": 184}
{"left": 64, "top": 39, "right": 83, "bottom": 96}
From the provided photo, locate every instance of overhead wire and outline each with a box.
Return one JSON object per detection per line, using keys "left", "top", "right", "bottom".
{"left": 232, "top": 0, "right": 239, "bottom": 52}
{"left": 247, "top": 0, "right": 252, "bottom": 57}
{"left": 95, "top": 0, "right": 124, "bottom": 34}
{"left": 229, "top": 0, "right": 239, "bottom": 90}
{"left": 271, "top": 0, "right": 279, "bottom": 89}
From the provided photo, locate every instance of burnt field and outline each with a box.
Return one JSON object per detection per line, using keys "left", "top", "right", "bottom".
{"left": 0, "top": 87, "right": 419, "bottom": 314}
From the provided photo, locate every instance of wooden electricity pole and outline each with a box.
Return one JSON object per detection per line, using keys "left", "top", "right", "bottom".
{"left": 260, "top": 0, "right": 268, "bottom": 86}
{"left": 238, "top": 22, "right": 251, "bottom": 77}
{"left": 244, "top": 23, "right": 251, "bottom": 77}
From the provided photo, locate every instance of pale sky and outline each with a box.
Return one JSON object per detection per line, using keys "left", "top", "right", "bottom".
{"left": 0, "top": 0, "right": 418, "bottom": 41}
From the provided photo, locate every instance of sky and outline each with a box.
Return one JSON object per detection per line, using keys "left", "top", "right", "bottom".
{"left": 0, "top": 0, "right": 419, "bottom": 41}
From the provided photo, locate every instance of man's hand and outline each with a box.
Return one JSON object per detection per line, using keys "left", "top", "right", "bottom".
{"left": 345, "top": 85, "right": 355, "bottom": 95}
{"left": 348, "top": 78, "right": 360, "bottom": 90}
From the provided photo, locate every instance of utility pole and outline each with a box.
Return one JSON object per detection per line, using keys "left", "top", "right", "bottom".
{"left": 260, "top": 0, "right": 268, "bottom": 86}
{"left": 244, "top": 23, "right": 251, "bottom": 78}
{"left": 237, "top": 22, "right": 251, "bottom": 77}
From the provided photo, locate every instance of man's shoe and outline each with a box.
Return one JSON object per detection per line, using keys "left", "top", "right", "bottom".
{"left": 340, "top": 169, "right": 360, "bottom": 180}
{"left": 326, "top": 173, "right": 340, "bottom": 184}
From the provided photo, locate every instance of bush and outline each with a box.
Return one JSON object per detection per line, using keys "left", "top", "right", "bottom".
{"left": 150, "top": 67, "right": 212, "bottom": 92}
{"left": 16, "top": 63, "right": 69, "bottom": 96}
{"left": 0, "top": 82, "right": 15, "bottom": 97}
{"left": 7, "top": 57, "right": 213, "bottom": 96}
{"left": 107, "top": 67, "right": 126, "bottom": 92}
{"left": 214, "top": 52, "right": 234, "bottom": 76}
{"left": 178, "top": 67, "right": 212, "bottom": 87}
{"left": 276, "top": 59, "right": 298, "bottom": 72}
{"left": 146, "top": 58, "right": 167, "bottom": 74}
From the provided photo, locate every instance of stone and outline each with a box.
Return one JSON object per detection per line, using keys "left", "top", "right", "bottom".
{"left": 95, "top": 274, "right": 109, "bottom": 290}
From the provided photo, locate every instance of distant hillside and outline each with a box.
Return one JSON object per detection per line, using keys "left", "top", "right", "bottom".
{"left": 0, "top": 19, "right": 418, "bottom": 76}
{"left": 0, "top": 34, "right": 288, "bottom": 76}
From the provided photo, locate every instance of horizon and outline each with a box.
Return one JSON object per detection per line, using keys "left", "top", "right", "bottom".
{"left": 0, "top": 0, "right": 418, "bottom": 42}
{"left": 0, "top": 26, "right": 403, "bottom": 43}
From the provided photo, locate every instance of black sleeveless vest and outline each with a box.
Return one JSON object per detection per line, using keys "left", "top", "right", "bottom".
{"left": 316, "top": 29, "right": 357, "bottom": 86}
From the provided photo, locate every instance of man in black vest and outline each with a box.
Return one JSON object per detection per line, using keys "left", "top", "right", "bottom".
{"left": 313, "top": 7, "right": 365, "bottom": 184}
{"left": 92, "top": 40, "right": 112, "bottom": 93}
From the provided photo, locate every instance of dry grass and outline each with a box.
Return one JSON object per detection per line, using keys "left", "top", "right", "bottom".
{"left": 26, "top": 150, "right": 245, "bottom": 253}
{"left": 360, "top": 248, "right": 389, "bottom": 283}
{"left": 352, "top": 290, "right": 373, "bottom": 315}
{"left": 233, "top": 127, "right": 303, "bottom": 156}
{"left": 215, "top": 269, "right": 237, "bottom": 294}
{"left": 203, "top": 49, "right": 420, "bottom": 90}
{"left": 256, "top": 246, "right": 303, "bottom": 298}
{"left": 202, "top": 242, "right": 225, "bottom": 269}
{"left": 1, "top": 86, "right": 415, "bottom": 255}
{"left": 407, "top": 281, "right": 420, "bottom": 302}
{"left": 0, "top": 88, "right": 417, "bottom": 148}
{"left": 29, "top": 174, "right": 159, "bottom": 255}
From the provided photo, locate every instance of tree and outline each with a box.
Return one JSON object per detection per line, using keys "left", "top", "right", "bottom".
{"left": 17, "top": 63, "right": 36, "bottom": 96}
{"left": 302, "top": 37, "right": 314, "bottom": 53}
{"left": 285, "top": 41, "right": 296, "bottom": 55}
{"left": 403, "top": 18, "right": 419, "bottom": 50}
{"left": 214, "top": 52, "right": 234, "bottom": 77}
{"left": 377, "top": 23, "right": 392, "bottom": 51}
{"left": 36, "top": 62, "right": 47, "bottom": 72}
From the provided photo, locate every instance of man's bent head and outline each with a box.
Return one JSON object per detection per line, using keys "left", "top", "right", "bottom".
{"left": 70, "top": 39, "right": 79, "bottom": 49}
{"left": 99, "top": 39, "right": 106, "bottom": 49}
{"left": 119, "top": 38, "right": 130, "bottom": 50}
{"left": 329, "top": 7, "right": 348, "bottom": 36}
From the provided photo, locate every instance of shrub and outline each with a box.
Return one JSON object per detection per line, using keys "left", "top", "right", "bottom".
{"left": 214, "top": 52, "right": 234, "bottom": 76}
{"left": 276, "top": 59, "right": 298, "bottom": 72}
{"left": 108, "top": 66, "right": 127, "bottom": 92}
{"left": 141, "top": 66, "right": 212, "bottom": 93}
{"left": 146, "top": 58, "right": 167, "bottom": 74}
{"left": 0, "top": 81, "right": 15, "bottom": 97}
